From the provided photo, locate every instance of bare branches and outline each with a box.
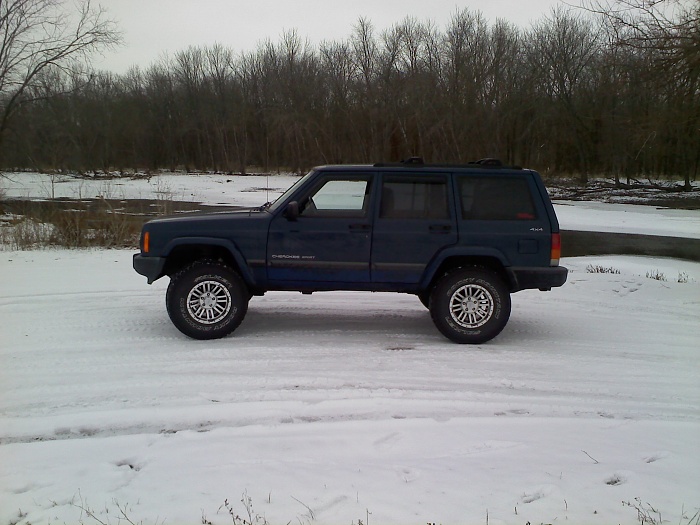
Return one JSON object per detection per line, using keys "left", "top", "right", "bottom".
{"left": 0, "top": 0, "right": 121, "bottom": 141}
{"left": 571, "top": 0, "right": 699, "bottom": 188}
{"left": 577, "top": 0, "right": 700, "bottom": 83}
{"left": 0, "top": 7, "right": 698, "bottom": 182}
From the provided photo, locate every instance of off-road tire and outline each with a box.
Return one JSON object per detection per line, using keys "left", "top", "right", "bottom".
{"left": 429, "top": 268, "right": 511, "bottom": 344}
{"left": 166, "top": 260, "right": 249, "bottom": 340}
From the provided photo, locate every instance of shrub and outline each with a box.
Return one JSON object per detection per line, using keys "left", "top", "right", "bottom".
{"left": 0, "top": 200, "right": 141, "bottom": 249}
{"left": 586, "top": 264, "right": 621, "bottom": 274}
{"left": 1, "top": 216, "right": 55, "bottom": 249}
{"left": 645, "top": 270, "right": 667, "bottom": 281}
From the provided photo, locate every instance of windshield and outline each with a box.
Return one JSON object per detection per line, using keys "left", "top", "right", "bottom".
{"left": 267, "top": 169, "right": 316, "bottom": 212}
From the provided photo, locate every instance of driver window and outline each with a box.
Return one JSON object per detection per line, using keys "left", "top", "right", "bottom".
{"left": 300, "top": 178, "right": 371, "bottom": 218}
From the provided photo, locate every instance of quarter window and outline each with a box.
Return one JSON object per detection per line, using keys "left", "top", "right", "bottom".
{"left": 459, "top": 177, "right": 537, "bottom": 220}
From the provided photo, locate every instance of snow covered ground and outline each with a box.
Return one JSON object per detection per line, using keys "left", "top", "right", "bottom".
{"left": 0, "top": 172, "right": 699, "bottom": 525}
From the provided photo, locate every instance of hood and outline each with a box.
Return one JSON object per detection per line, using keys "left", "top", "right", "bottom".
{"left": 146, "top": 206, "right": 264, "bottom": 225}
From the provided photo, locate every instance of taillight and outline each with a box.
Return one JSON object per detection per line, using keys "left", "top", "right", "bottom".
{"left": 550, "top": 233, "right": 561, "bottom": 266}
{"left": 143, "top": 231, "right": 150, "bottom": 253}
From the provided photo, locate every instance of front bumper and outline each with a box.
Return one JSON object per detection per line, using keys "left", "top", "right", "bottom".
{"left": 133, "top": 254, "right": 166, "bottom": 284}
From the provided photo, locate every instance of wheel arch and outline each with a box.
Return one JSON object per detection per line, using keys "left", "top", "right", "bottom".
{"left": 420, "top": 250, "right": 514, "bottom": 293}
{"left": 161, "top": 237, "right": 256, "bottom": 287}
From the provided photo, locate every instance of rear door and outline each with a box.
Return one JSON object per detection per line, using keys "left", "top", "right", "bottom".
{"left": 371, "top": 172, "right": 457, "bottom": 283}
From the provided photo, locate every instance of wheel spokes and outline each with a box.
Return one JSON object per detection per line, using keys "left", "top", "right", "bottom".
{"left": 449, "top": 284, "right": 494, "bottom": 328}
{"left": 186, "top": 280, "right": 232, "bottom": 324}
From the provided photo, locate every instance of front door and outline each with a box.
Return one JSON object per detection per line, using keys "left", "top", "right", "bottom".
{"left": 267, "top": 173, "right": 374, "bottom": 284}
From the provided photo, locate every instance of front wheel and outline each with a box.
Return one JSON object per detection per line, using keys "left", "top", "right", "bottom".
{"left": 429, "top": 268, "right": 511, "bottom": 344}
{"left": 166, "top": 261, "right": 249, "bottom": 340}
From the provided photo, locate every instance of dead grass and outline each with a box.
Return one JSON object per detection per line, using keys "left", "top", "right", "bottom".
{"left": 0, "top": 198, "right": 144, "bottom": 250}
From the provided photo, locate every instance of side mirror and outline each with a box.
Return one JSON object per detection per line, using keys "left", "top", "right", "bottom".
{"left": 285, "top": 201, "right": 299, "bottom": 221}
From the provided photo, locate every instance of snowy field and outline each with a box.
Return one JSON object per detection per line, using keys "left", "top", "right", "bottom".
{"left": 0, "top": 172, "right": 699, "bottom": 525}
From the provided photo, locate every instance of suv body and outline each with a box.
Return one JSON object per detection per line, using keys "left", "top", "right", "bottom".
{"left": 134, "top": 162, "right": 567, "bottom": 343}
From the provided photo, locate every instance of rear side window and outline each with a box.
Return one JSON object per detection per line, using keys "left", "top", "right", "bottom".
{"left": 380, "top": 175, "right": 449, "bottom": 220}
{"left": 458, "top": 176, "right": 537, "bottom": 220}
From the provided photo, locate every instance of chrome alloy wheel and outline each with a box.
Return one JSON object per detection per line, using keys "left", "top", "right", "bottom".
{"left": 449, "top": 283, "right": 494, "bottom": 328}
{"left": 186, "top": 280, "right": 232, "bottom": 324}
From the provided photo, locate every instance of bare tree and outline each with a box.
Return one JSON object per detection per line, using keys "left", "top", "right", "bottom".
{"left": 579, "top": 0, "right": 698, "bottom": 73}
{"left": 0, "top": 0, "right": 121, "bottom": 149}
{"left": 579, "top": 0, "right": 700, "bottom": 186}
{"left": 528, "top": 7, "right": 601, "bottom": 182}
{"left": 3, "top": 8, "right": 698, "bottom": 181}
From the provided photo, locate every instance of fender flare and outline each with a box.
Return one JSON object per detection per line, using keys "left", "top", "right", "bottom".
{"left": 163, "top": 236, "right": 257, "bottom": 287}
{"left": 419, "top": 246, "right": 512, "bottom": 290}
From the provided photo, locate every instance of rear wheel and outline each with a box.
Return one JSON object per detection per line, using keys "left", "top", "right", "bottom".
{"left": 429, "top": 268, "right": 511, "bottom": 344}
{"left": 166, "top": 261, "right": 249, "bottom": 340}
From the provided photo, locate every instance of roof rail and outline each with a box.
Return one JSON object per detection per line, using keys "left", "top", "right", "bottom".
{"left": 373, "top": 157, "right": 424, "bottom": 168}
{"left": 469, "top": 158, "right": 502, "bottom": 167}
{"left": 372, "top": 158, "right": 522, "bottom": 170}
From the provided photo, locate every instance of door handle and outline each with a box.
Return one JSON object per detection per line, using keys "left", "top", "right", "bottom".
{"left": 349, "top": 224, "right": 371, "bottom": 232}
{"left": 429, "top": 225, "right": 452, "bottom": 233}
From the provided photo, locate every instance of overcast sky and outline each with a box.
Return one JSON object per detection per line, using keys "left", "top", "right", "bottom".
{"left": 92, "top": 0, "right": 567, "bottom": 74}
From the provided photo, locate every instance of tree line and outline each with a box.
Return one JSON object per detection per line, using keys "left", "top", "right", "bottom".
{"left": 1, "top": 1, "right": 698, "bottom": 186}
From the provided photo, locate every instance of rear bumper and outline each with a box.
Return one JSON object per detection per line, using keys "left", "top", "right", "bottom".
{"left": 133, "top": 254, "right": 166, "bottom": 284}
{"left": 508, "top": 266, "right": 568, "bottom": 292}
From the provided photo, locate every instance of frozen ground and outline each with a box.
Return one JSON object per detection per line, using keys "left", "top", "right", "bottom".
{"left": 0, "top": 172, "right": 699, "bottom": 525}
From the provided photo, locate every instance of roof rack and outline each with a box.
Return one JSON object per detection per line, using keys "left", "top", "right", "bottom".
{"left": 470, "top": 158, "right": 502, "bottom": 167}
{"left": 373, "top": 158, "right": 522, "bottom": 170}
{"left": 373, "top": 157, "right": 424, "bottom": 167}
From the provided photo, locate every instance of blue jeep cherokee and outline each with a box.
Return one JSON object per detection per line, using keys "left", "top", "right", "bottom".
{"left": 133, "top": 160, "right": 567, "bottom": 343}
